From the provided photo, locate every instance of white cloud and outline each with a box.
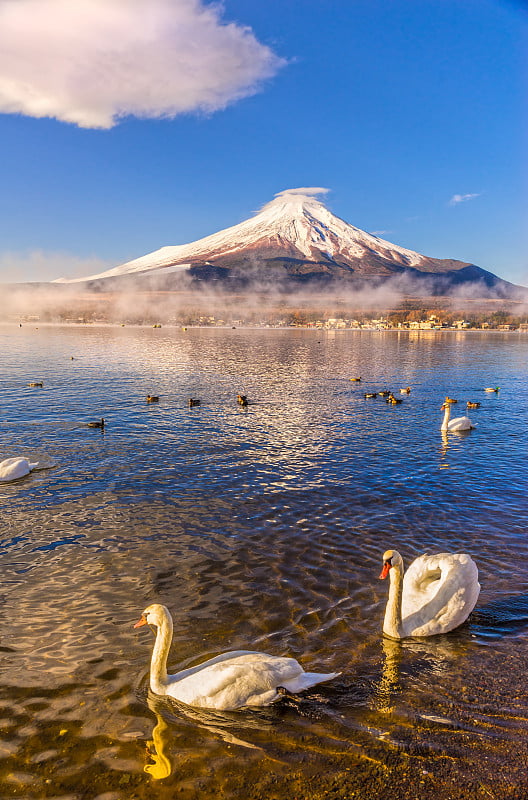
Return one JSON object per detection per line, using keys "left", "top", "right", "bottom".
{"left": 0, "top": 250, "right": 112, "bottom": 283}
{"left": 0, "top": 0, "right": 285, "bottom": 129}
{"left": 449, "top": 192, "right": 481, "bottom": 206}
{"left": 275, "top": 188, "right": 330, "bottom": 198}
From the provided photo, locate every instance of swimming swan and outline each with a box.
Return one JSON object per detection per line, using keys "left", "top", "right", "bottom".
{"left": 440, "top": 402, "right": 475, "bottom": 432}
{"left": 379, "top": 550, "right": 480, "bottom": 638}
{"left": 0, "top": 457, "right": 39, "bottom": 482}
{"left": 134, "top": 603, "right": 339, "bottom": 710}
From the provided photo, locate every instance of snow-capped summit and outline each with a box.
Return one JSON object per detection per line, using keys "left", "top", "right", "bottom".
{"left": 54, "top": 188, "right": 515, "bottom": 295}
{"left": 56, "top": 187, "right": 430, "bottom": 284}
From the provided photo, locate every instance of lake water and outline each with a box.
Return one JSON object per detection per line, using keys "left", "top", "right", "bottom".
{"left": 0, "top": 323, "right": 527, "bottom": 800}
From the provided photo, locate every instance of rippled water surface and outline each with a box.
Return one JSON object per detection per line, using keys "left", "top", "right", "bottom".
{"left": 0, "top": 324, "right": 527, "bottom": 800}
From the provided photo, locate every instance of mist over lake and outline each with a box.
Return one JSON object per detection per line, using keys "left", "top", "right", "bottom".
{"left": 0, "top": 323, "right": 527, "bottom": 800}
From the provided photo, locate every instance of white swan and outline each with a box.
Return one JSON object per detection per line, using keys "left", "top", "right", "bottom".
{"left": 0, "top": 457, "right": 39, "bottom": 482}
{"left": 379, "top": 550, "right": 480, "bottom": 638}
{"left": 134, "top": 603, "right": 340, "bottom": 710}
{"left": 440, "top": 402, "right": 475, "bottom": 432}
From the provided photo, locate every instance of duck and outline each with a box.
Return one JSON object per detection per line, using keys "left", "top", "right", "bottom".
{"left": 0, "top": 457, "right": 39, "bottom": 482}
{"left": 386, "top": 393, "right": 402, "bottom": 405}
{"left": 147, "top": 395, "right": 160, "bottom": 403}
{"left": 440, "top": 402, "right": 475, "bottom": 432}
{"left": 400, "top": 387, "right": 411, "bottom": 394}
{"left": 379, "top": 549, "right": 480, "bottom": 638}
{"left": 378, "top": 390, "right": 391, "bottom": 398}
{"left": 28, "top": 381, "right": 43, "bottom": 387}
{"left": 134, "top": 604, "right": 340, "bottom": 711}
{"left": 484, "top": 387, "right": 500, "bottom": 393}
{"left": 364, "top": 392, "right": 377, "bottom": 399}
{"left": 87, "top": 418, "right": 105, "bottom": 429}
{"left": 444, "top": 396, "right": 457, "bottom": 404}
{"left": 466, "top": 401, "right": 481, "bottom": 409}
{"left": 350, "top": 377, "right": 362, "bottom": 382}
{"left": 188, "top": 398, "right": 200, "bottom": 407}
{"left": 237, "top": 394, "right": 248, "bottom": 406}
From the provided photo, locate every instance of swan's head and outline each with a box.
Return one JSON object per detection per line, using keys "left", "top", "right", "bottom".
{"left": 134, "top": 603, "right": 172, "bottom": 629}
{"left": 379, "top": 549, "right": 403, "bottom": 579}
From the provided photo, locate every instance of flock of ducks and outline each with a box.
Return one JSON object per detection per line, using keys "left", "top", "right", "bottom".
{"left": 361, "top": 383, "right": 411, "bottom": 401}
{"left": 135, "top": 548, "right": 481, "bottom": 710}
{"left": 1, "top": 386, "right": 250, "bottom": 481}
{"left": 85, "top": 393, "right": 247, "bottom": 429}
{"left": 356, "top": 377, "right": 498, "bottom": 430}
{"left": 5, "top": 379, "right": 499, "bottom": 483}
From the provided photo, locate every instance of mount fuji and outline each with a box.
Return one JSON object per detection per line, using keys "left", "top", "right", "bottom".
{"left": 54, "top": 188, "right": 520, "bottom": 297}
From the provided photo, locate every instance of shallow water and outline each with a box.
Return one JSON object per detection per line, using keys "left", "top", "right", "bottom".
{"left": 0, "top": 324, "right": 527, "bottom": 799}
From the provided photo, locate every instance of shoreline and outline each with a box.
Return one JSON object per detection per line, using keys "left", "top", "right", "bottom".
{"left": 1, "top": 320, "right": 526, "bottom": 333}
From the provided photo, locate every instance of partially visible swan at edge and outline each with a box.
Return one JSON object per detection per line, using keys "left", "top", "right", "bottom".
{"left": 379, "top": 550, "right": 480, "bottom": 638}
{"left": 0, "top": 457, "right": 39, "bottom": 482}
{"left": 134, "top": 603, "right": 340, "bottom": 710}
{"left": 440, "top": 402, "right": 476, "bottom": 432}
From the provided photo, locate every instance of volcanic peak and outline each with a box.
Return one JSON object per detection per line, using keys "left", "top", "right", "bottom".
{"left": 55, "top": 187, "right": 427, "bottom": 283}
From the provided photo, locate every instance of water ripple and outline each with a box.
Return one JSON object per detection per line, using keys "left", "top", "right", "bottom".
{"left": 0, "top": 325, "right": 527, "bottom": 799}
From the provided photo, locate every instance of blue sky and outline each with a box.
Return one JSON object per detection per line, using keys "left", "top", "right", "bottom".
{"left": 0, "top": 0, "right": 526, "bottom": 285}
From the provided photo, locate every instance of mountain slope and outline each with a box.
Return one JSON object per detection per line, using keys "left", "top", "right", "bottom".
{"left": 53, "top": 188, "right": 521, "bottom": 296}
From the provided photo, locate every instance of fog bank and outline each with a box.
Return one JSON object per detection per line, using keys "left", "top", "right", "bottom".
{"left": 1, "top": 272, "right": 527, "bottom": 325}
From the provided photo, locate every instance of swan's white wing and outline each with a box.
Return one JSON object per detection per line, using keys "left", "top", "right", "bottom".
{"left": 0, "top": 457, "right": 37, "bottom": 481}
{"left": 448, "top": 416, "right": 474, "bottom": 431}
{"left": 402, "top": 553, "right": 480, "bottom": 636}
{"left": 166, "top": 650, "right": 308, "bottom": 710}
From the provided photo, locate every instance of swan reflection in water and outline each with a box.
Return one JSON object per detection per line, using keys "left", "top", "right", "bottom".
{"left": 144, "top": 696, "right": 172, "bottom": 780}
{"left": 371, "top": 633, "right": 473, "bottom": 716}
{"left": 372, "top": 637, "right": 402, "bottom": 714}
{"left": 439, "top": 427, "right": 473, "bottom": 468}
{"left": 143, "top": 690, "right": 268, "bottom": 780}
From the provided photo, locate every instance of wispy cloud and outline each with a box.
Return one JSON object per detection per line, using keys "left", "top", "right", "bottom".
{"left": 0, "top": 250, "right": 111, "bottom": 283}
{"left": 449, "top": 192, "right": 482, "bottom": 206}
{"left": 275, "top": 188, "right": 330, "bottom": 198}
{"left": 0, "top": 0, "right": 285, "bottom": 129}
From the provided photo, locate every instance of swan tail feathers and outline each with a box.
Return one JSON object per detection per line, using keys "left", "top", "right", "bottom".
{"left": 280, "top": 671, "right": 341, "bottom": 693}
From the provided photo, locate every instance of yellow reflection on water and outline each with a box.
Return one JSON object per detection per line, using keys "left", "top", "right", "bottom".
{"left": 439, "top": 430, "right": 450, "bottom": 468}
{"left": 144, "top": 711, "right": 172, "bottom": 780}
{"left": 372, "top": 637, "right": 402, "bottom": 714}
{"left": 439, "top": 427, "right": 474, "bottom": 469}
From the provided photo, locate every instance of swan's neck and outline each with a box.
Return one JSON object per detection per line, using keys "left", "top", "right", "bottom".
{"left": 440, "top": 405, "right": 450, "bottom": 431}
{"left": 383, "top": 563, "right": 404, "bottom": 639}
{"left": 150, "top": 615, "right": 173, "bottom": 694}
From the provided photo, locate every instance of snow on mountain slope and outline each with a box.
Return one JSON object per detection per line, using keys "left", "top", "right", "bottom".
{"left": 54, "top": 188, "right": 428, "bottom": 283}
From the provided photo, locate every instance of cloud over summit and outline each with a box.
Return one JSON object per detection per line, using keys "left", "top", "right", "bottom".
{"left": 0, "top": 0, "right": 285, "bottom": 128}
